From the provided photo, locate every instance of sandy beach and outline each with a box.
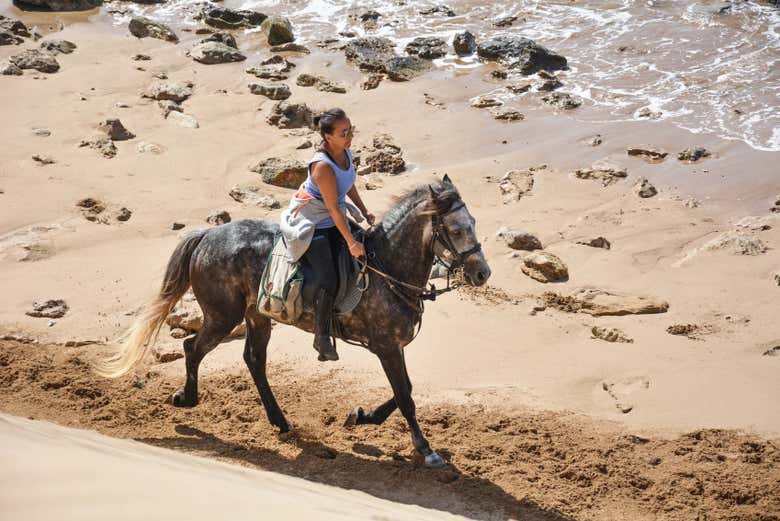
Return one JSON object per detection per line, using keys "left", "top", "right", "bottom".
{"left": 1, "top": 1, "right": 779, "bottom": 519}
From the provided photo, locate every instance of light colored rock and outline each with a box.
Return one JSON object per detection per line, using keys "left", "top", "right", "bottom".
{"left": 142, "top": 80, "right": 193, "bottom": 102}
{"left": 136, "top": 141, "right": 165, "bottom": 154}
{"left": 248, "top": 81, "right": 291, "bottom": 100}
{"left": 700, "top": 231, "right": 767, "bottom": 256}
{"left": 498, "top": 170, "right": 533, "bottom": 203}
{"left": 167, "top": 111, "right": 199, "bottom": 129}
{"left": 40, "top": 39, "right": 76, "bottom": 54}
{"left": 261, "top": 15, "right": 295, "bottom": 45}
{"left": 521, "top": 251, "right": 568, "bottom": 283}
{"left": 361, "top": 74, "right": 383, "bottom": 90}
{"left": 677, "top": 147, "right": 710, "bottom": 162}
{"left": 733, "top": 215, "right": 774, "bottom": 231}
{"left": 574, "top": 162, "right": 627, "bottom": 187}
{"left": 591, "top": 326, "right": 633, "bottom": 343}
{"left": 32, "top": 154, "right": 55, "bottom": 165}
{"left": 153, "top": 345, "right": 184, "bottom": 363}
{"left": 471, "top": 96, "right": 502, "bottom": 108}
{"left": 78, "top": 137, "right": 116, "bottom": 158}
{"left": 571, "top": 288, "right": 668, "bottom": 316}
{"left": 188, "top": 41, "right": 245, "bottom": 64}
{"left": 166, "top": 292, "right": 246, "bottom": 338}
{"left": 228, "top": 184, "right": 281, "bottom": 208}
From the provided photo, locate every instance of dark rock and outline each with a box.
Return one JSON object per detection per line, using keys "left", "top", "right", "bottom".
{"left": 634, "top": 177, "right": 658, "bottom": 198}
{"left": 295, "top": 73, "right": 346, "bottom": 93}
{"left": 172, "top": 222, "right": 185, "bottom": 230}
{"left": 78, "top": 137, "right": 116, "bottom": 158}
{"left": 188, "top": 41, "right": 246, "bottom": 64}
{"left": 246, "top": 55, "right": 295, "bottom": 80}
{"left": 491, "top": 107, "right": 524, "bottom": 121}
{"left": 405, "top": 36, "right": 446, "bottom": 59}
{"left": 248, "top": 81, "right": 291, "bottom": 100}
{"left": 496, "top": 227, "right": 542, "bottom": 251}
{"left": 577, "top": 237, "right": 611, "bottom": 249}
{"left": 9, "top": 49, "right": 59, "bottom": 73}
{"left": 206, "top": 210, "right": 231, "bottom": 225}
{"left": 453, "top": 31, "right": 476, "bottom": 56}
{"left": 0, "top": 31, "right": 23, "bottom": 46}
{"left": 261, "top": 15, "right": 294, "bottom": 45}
{"left": 0, "top": 61, "right": 23, "bottom": 75}
{"left": 493, "top": 15, "right": 518, "bottom": 27}
{"left": 132, "top": 53, "right": 151, "bottom": 61}
{"left": 361, "top": 73, "right": 383, "bottom": 90}
{"left": 251, "top": 157, "right": 307, "bottom": 188}
{"left": 506, "top": 81, "right": 532, "bottom": 94}
{"left": 538, "top": 77, "right": 562, "bottom": 91}
{"left": 541, "top": 92, "right": 582, "bottom": 110}
{"left": 491, "top": 69, "right": 508, "bottom": 79}
{"left": 763, "top": 345, "right": 780, "bottom": 357}
{"left": 97, "top": 118, "right": 135, "bottom": 141}
{"left": 627, "top": 146, "right": 667, "bottom": 162}
{"left": 266, "top": 101, "right": 315, "bottom": 129}
{"left": 26, "top": 299, "right": 68, "bottom": 318}
{"left": 270, "top": 42, "right": 310, "bottom": 54}
{"left": 0, "top": 17, "right": 30, "bottom": 38}
{"left": 13, "top": 0, "right": 101, "bottom": 10}
{"left": 295, "top": 73, "right": 318, "bottom": 87}
{"left": 200, "top": 32, "right": 237, "bottom": 49}
{"left": 203, "top": 7, "right": 266, "bottom": 30}
{"left": 574, "top": 162, "right": 627, "bottom": 186}
{"left": 477, "top": 35, "right": 567, "bottom": 74}
{"left": 471, "top": 96, "right": 502, "bottom": 108}
{"left": 419, "top": 5, "right": 455, "bottom": 16}
{"left": 32, "top": 154, "right": 55, "bottom": 165}
{"left": 142, "top": 80, "right": 193, "bottom": 102}
{"left": 129, "top": 16, "right": 178, "bottom": 43}
{"left": 115, "top": 207, "right": 132, "bottom": 221}
{"left": 678, "top": 147, "right": 710, "bottom": 162}
{"left": 343, "top": 36, "right": 395, "bottom": 72}
{"left": 39, "top": 39, "right": 76, "bottom": 54}
{"left": 385, "top": 56, "right": 431, "bottom": 81}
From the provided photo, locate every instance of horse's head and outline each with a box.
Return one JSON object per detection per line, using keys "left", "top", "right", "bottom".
{"left": 428, "top": 175, "right": 491, "bottom": 287}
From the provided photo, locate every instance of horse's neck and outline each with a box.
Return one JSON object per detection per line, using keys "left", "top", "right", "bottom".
{"left": 375, "top": 205, "right": 434, "bottom": 289}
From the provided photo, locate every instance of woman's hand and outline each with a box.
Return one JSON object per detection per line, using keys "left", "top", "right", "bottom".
{"left": 363, "top": 211, "right": 376, "bottom": 226}
{"left": 348, "top": 240, "right": 366, "bottom": 258}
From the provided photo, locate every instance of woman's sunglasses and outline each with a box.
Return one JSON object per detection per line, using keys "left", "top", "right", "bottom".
{"left": 339, "top": 125, "right": 356, "bottom": 138}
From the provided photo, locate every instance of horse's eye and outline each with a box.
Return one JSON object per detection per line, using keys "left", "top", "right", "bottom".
{"left": 451, "top": 229, "right": 462, "bottom": 236}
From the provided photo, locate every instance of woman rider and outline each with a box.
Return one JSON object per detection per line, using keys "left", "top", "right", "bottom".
{"left": 299, "top": 108, "right": 374, "bottom": 361}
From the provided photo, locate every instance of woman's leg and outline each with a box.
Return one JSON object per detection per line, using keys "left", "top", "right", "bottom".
{"left": 301, "top": 228, "right": 339, "bottom": 361}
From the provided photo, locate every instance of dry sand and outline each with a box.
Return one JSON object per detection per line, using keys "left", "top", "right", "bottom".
{"left": 1, "top": 10, "right": 779, "bottom": 521}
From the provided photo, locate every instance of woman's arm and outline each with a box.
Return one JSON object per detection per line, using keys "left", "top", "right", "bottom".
{"left": 347, "top": 185, "right": 375, "bottom": 225}
{"left": 311, "top": 162, "right": 365, "bottom": 257}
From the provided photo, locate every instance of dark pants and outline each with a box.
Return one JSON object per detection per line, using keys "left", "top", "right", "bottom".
{"left": 301, "top": 226, "right": 343, "bottom": 297}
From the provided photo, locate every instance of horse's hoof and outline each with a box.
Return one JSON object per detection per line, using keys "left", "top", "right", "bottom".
{"left": 343, "top": 407, "right": 364, "bottom": 428}
{"left": 171, "top": 389, "right": 197, "bottom": 408}
{"left": 424, "top": 451, "right": 448, "bottom": 469}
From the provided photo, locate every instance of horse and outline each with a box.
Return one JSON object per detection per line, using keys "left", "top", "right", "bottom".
{"left": 96, "top": 174, "right": 491, "bottom": 468}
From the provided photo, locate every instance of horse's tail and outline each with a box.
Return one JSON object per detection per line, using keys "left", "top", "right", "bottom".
{"left": 94, "top": 229, "right": 207, "bottom": 378}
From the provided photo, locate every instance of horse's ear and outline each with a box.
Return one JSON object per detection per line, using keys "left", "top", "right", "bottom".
{"left": 428, "top": 184, "right": 437, "bottom": 198}
{"left": 442, "top": 173, "right": 453, "bottom": 185}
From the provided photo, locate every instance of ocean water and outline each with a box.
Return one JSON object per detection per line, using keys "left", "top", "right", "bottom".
{"left": 109, "top": 0, "right": 780, "bottom": 152}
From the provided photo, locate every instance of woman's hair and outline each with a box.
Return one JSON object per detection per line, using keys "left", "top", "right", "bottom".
{"left": 313, "top": 108, "right": 347, "bottom": 141}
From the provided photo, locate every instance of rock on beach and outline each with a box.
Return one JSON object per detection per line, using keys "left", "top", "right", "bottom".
{"left": 129, "top": 16, "right": 178, "bottom": 43}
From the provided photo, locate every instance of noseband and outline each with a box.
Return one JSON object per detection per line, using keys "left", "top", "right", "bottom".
{"left": 431, "top": 200, "right": 483, "bottom": 271}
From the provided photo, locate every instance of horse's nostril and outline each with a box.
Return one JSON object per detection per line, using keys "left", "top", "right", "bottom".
{"left": 476, "top": 271, "right": 486, "bottom": 282}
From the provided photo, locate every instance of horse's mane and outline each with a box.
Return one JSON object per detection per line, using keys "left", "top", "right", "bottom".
{"left": 370, "top": 180, "right": 461, "bottom": 240}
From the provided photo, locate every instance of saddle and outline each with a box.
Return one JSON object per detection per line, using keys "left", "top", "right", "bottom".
{"left": 301, "top": 223, "right": 366, "bottom": 314}
{"left": 257, "top": 223, "right": 366, "bottom": 325}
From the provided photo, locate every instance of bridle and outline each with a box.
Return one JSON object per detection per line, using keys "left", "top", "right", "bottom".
{"left": 339, "top": 195, "right": 482, "bottom": 347}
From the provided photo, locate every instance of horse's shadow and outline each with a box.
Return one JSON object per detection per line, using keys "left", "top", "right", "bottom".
{"left": 136, "top": 424, "right": 575, "bottom": 521}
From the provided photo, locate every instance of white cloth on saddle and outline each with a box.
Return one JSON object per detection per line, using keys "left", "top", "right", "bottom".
{"left": 279, "top": 185, "right": 364, "bottom": 263}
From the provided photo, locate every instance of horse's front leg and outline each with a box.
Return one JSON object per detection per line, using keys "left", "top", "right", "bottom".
{"left": 377, "top": 346, "right": 446, "bottom": 468}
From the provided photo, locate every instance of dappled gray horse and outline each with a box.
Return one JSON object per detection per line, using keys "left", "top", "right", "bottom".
{"left": 97, "top": 175, "right": 491, "bottom": 468}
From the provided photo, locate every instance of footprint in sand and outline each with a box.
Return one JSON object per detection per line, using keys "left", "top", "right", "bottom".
{"left": 601, "top": 376, "right": 650, "bottom": 414}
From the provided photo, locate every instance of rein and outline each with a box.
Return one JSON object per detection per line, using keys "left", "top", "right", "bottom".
{"left": 342, "top": 197, "right": 482, "bottom": 347}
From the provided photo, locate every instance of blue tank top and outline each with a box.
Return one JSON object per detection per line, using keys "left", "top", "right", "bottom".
{"left": 303, "top": 149, "right": 356, "bottom": 229}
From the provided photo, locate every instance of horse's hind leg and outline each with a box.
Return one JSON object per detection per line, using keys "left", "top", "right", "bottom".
{"left": 171, "top": 318, "right": 237, "bottom": 407}
{"left": 243, "top": 310, "right": 290, "bottom": 432}
{"left": 345, "top": 398, "right": 397, "bottom": 427}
